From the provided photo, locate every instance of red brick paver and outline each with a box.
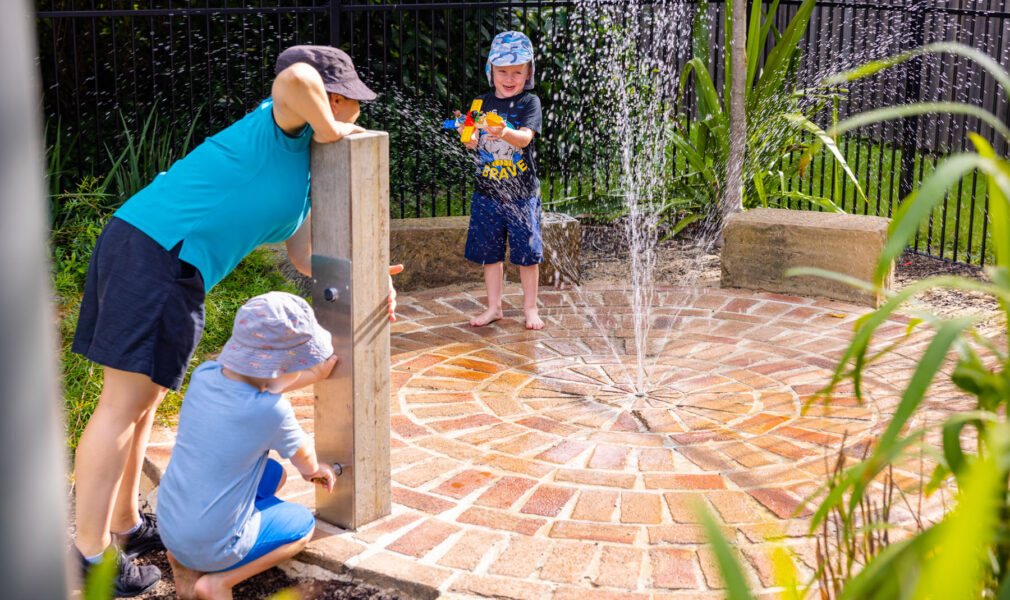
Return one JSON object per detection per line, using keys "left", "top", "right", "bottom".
{"left": 147, "top": 284, "right": 961, "bottom": 599}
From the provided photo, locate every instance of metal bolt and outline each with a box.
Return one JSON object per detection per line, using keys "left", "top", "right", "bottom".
{"left": 324, "top": 287, "right": 339, "bottom": 302}
{"left": 332, "top": 463, "right": 344, "bottom": 476}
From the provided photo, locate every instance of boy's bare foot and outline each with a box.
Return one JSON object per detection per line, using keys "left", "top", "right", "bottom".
{"left": 167, "top": 551, "right": 203, "bottom": 600}
{"left": 194, "top": 573, "right": 233, "bottom": 600}
{"left": 525, "top": 307, "right": 544, "bottom": 330}
{"left": 470, "top": 307, "right": 503, "bottom": 327}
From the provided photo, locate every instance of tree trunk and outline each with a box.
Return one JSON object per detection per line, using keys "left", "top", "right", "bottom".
{"left": 724, "top": 0, "right": 747, "bottom": 219}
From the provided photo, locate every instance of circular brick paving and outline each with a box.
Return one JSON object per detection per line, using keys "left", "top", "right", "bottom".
{"left": 150, "top": 284, "right": 964, "bottom": 599}
{"left": 344, "top": 285, "right": 956, "bottom": 599}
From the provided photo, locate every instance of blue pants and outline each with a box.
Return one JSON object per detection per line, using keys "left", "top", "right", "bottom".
{"left": 218, "top": 459, "right": 315, "bottom": 571}
{"left": 464, "top": 192, "right": 543, "bottom": 266}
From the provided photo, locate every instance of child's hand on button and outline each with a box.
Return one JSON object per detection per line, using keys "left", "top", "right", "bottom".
{"left": 306, "top": 463, "right": 336, "bottom": 492}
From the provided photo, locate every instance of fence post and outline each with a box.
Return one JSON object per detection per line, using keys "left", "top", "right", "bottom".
{"left": 310, "top": 132, "right": 392, "bottom": 530}
{"left": 329, "top": 0, "right": 342, "bottom": 47}
{"left": 897, "top": 0, "right": 927, "bottom": 205}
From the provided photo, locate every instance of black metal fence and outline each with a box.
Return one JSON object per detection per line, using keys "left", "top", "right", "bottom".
{"left": 36, "top": 0, "right": 1010, "bottom": 266}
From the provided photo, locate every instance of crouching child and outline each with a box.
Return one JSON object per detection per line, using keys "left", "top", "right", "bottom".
{"left": 157, "top": 292, "right": 338, "bottom": 600}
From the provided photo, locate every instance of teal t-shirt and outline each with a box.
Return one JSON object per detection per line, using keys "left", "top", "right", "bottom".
{"left": 114, "top": 99, "right": 313, "bottom": 291}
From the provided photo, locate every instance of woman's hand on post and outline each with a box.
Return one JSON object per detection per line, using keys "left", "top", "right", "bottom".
{"left": 313, "top": 120, "right": 365, "bottom": 144}
{"left": 388, "top": 264, "right": 404, "bottom": 321}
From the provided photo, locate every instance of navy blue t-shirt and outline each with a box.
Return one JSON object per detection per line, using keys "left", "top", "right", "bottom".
{"left": 472, "top": 91, "right": 542, "bottom": 201}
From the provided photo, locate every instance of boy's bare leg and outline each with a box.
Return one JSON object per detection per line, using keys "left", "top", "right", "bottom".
{"left": 74, "top": 367, "right": 166, "bottom": 557}
{"left": 519, "top": 264, "right": 544, "bottom": 330}
{"left": 111, "top": 399, "right": 164, "bottom": 535}
{"left": 193, "top": 529, "right": 315, "bottom": 600}
{"left": 470, "top": 262, "right": 504, "bottom": 327}
{"left": 167, "top": 551, "right": 203, "bottom": 600}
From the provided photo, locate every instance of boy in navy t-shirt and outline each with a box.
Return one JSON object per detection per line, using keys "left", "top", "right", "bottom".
{"left": 461, "top": 31, "right": 545, "bottom": 330}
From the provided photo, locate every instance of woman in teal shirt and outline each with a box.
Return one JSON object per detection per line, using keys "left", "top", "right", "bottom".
{"left": 70, "top": 46, "right": 391, "bottom": 596}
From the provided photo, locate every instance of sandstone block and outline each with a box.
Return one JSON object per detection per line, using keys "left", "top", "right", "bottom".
{"left": 390, "top": 213, "right": 580, "bottom": 292}
{"left": 721, "top": 208, "right": 892, "bottom": 307}
{"left": 268, "top": 213, "right": 580, "bottom": 293}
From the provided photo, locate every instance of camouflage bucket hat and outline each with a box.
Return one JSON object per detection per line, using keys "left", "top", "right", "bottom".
{"left": 485, "top": 31, "right": 536, "bottom": 90}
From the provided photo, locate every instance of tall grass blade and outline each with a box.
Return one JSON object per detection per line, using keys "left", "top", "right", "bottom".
{"left": 680, "top": 57, "right": 724, "bottom": 122}
{"left": 692, "top": 0, "right": 709, "bottom": 69}
{"left": 832, "top": 102, "right": 1010, "bottom": 145}
{"left": 785, "top": 112, "right": 867, "bottom": 203}
{"left": 754, "top": 0, "right": 816, "bottom": 101}
{"left": 911, "top": 448, "right": 1002, "bottom": 599}
{"left": 967, "top": 134, "right": 1010, "bottom": 269}
{"left": 823, "top": 42, "right": 1010, "bottom": 106}
{"left": 698, "top": 506, "right": 756, "bottom": 599}
{"left": 878, "top": 154, "right": 993, "bottom": 284}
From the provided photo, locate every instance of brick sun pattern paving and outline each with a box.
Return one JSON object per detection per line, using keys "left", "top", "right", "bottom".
{"left": 147, "top": 285, "right": 967, "bottom": 599}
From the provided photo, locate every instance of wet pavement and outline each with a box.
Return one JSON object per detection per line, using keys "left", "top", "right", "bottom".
{"left": 146, "top": 284, "right": 963, "bottom": 599}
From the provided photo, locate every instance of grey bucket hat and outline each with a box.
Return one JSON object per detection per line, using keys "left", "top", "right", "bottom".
{"left": 276, "top": 44, "right": 377, "bottom": 101}
{"left": 218, "top": 292, "right": 334, "bottom": 379}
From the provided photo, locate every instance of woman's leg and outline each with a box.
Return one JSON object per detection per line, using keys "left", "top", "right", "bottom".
{"left": 192, "top": 528, "right": 315, "bottom": 600}
{"left": 74, "top": 367, "right": 165, "bottom": 557}
{"left": 110, "top": 397, "right": 164, "bottom": 533}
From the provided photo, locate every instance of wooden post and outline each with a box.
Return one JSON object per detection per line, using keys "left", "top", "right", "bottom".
{"left": 310, "top": 132, "right": 391, "bottom": 529}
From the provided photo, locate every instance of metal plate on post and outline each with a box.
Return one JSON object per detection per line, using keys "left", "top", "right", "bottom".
{"left": 310, "top": 255, "right": 354, "bottom": 527}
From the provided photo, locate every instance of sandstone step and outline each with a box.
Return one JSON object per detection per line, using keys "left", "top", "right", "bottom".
{"left": 390, "top": 213, "right": 581, "bottom": 292}
{"left": 721, "top": 208, "right": 892, "bottom": 307}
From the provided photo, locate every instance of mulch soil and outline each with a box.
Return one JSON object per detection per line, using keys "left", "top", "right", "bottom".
{"left": 134, "top": 549, "right": 406, "bottom": 600}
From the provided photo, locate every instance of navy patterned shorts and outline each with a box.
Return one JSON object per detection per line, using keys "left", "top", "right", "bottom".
{"left": 72, "top": 217, "right": 205, "bottom": 391}
{"left": 464, "top": 192, "right": 543, "bottom": 266}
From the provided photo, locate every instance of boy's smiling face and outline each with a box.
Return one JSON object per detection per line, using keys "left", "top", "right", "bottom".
{"left": 492, "top": 63, "right": 530, "bottom": 99}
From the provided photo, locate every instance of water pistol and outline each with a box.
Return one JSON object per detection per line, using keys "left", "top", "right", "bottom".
{"left": 442, "top": 99, "right": 513, "bottom": 143}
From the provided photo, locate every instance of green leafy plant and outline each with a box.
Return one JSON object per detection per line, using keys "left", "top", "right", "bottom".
{"left": 786, "top": 43, "right": 1010, "bottom": 597}
{"left": 702, "top": 41, "right": 1009, "bottom": 598}
{"left": 662, "top": 0, "right": 866, "bottom": 236}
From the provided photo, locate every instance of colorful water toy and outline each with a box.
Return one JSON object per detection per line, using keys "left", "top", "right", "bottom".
{"left": 442, "top": 99, "right": 513, "bottom": 142}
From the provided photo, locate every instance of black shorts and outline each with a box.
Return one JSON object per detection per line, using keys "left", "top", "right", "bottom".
{"left": 71, "top": 217, "right": 206, "bottom": 391}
